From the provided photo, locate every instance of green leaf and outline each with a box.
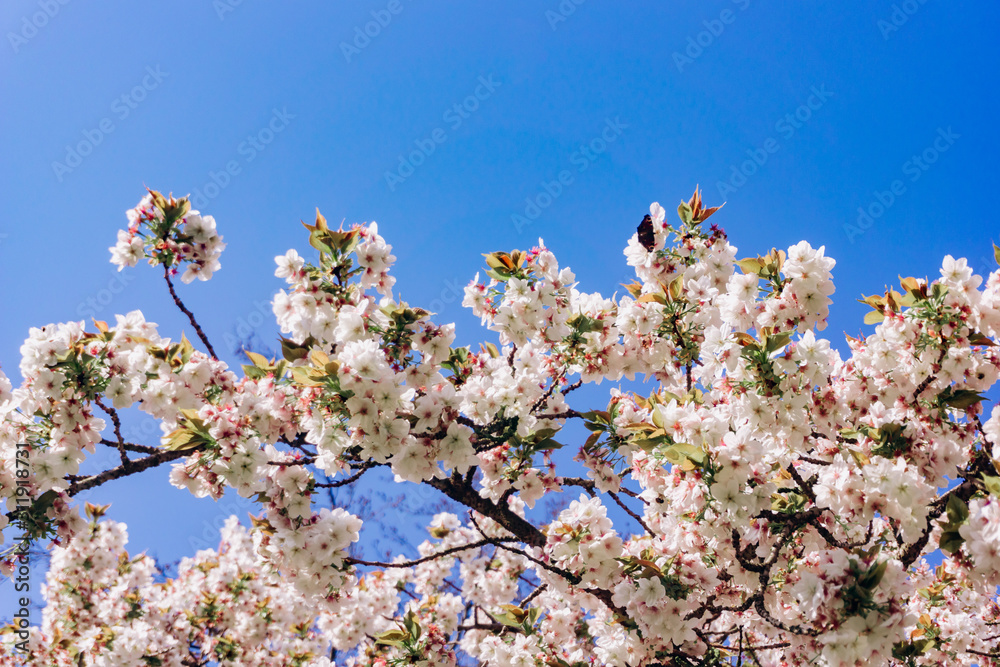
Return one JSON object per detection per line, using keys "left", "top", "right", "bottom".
{"left": 735, "top": 257, "right": 764, "bottom": 275}
{"left": 939, "top": 388, "right": 988, "bottom": 410}
{"left": 483, "top": 253, "right": 507, "bottom": 270}
{"left": 279, "top": 337, "right": 311, "bottom": 362}
{"left": 583, "top": 410, "right": 610, "bottom": 429}
{"left": 485, "top": 268, "right": 511, "bottom": 282}
{"left": 939, "top": 529, "right": 964, "bottom": 555}
{"left": 149, "top": 189, "right": 168, "bottom": 210}
{"left": 32, "top": 489, "right": 59, "bottom": 514}
{"left": 968, "top": 331, "right": 996, "bottom": 347}
{"left": 893, "top": 639, "right": 933, "bottom": 660}
{"left": 245, "top": 350, "right": 271, "bottom": 368}
{"left": 308, "top": 229, "right": 334, "bottom": 254}
{"left": 838, "top": 428, "right": 860, "bottom": 442}
{"left": 671, "top": 442, "right": 706, "bottom": 465}
{"left": 401, "top": 611, "right": 421, "bottom": 640}
{"left": 373, "top": 629, "right": 409, "bottom": 647}
{"left": 863, "top": 560, "right": 888, "bottom": 589}
{"left": 982, "top": 475, "right": 1000, "bottom": 497}
{"left": 534, "top": 438, "right": 564, "bottom": 452}
{"left": 765, "top": 331, "right": 792, "bottom": 354}
{"left": 242, "top": 365, "right": 268, "bottom": 380}
{"left": 568, "top": 314, "right": 603, "bottom": 333}
{"left": 879, "top": 423, "right": 904, "bottom": 441}
{"left": 161, "top": 429, "right": 208, "bottom": 452}
{"left": 493, "top": 611, "right": 525, "bottom": 629}
{"left": 178, "top": 333, "right": 195, "bottom": 364}
{"left": 994, "top": 241, "right": 1000, "bottom": 266}
{"left": 677, "top": 201, "right": 693, "bottom": 225}
{"left": 290, "top": 367, "right": 325, "bottom": 387}
{"left": 864, "top": 310, "right": 885, "bottom": 325}
{"left": 847, "top": 448, "right": 871, "bottom": 467}
{"left": 633, "top": 438, "right": 661, "bottom": 453}
{"left": 945, "top": 494, "right": 969, "bottom": 525}
{"left": 341, "top": 231, "right": 361, "bottom": 256}
{"left": 661, "top": 445, "right": 686, "bottom": 466}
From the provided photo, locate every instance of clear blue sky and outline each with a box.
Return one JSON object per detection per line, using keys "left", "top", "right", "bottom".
{"left": 1, "top": 0, "right": 998, "bottom": 613}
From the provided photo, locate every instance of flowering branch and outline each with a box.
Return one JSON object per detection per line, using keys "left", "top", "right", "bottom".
{"left": 5, "top": 187, "right": 1000, "bottom": 666}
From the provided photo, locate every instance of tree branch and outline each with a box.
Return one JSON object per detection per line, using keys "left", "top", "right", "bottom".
{"left": 67, "top": 448, "right": 190, "bottom": 497}
{"left": 164, "top": 264, "right": 218, "bottom": 358}
{"left": 346, "top": 537, "right": 514, "bottom": 569}
{"left": 94, "top": 397, "right": 129, "bottom": 465}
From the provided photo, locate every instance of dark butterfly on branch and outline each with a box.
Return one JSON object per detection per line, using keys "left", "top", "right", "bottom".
{"left": 637, "top": 214, "right": 655, "bottom": 252}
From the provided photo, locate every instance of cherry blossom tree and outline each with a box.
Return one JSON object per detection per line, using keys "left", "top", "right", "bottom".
{"left": 1, "top": 187, "right": 999, "bottom": 666}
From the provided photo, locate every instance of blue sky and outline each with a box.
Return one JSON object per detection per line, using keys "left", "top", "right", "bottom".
{"left": 1, "top": 0, "right": 999, "bottom": 613}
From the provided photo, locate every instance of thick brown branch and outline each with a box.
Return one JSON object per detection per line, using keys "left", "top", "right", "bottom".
{"left": 99, "top": 439, "right": 160, "bottom": 456}
{"left": 67, "top": 448, "right": 191, "bottom": 497}
{"left": 901, "top": 450, "right": 990, "bottom": 567}
{"left": 533, "top": 410, "right": 581, "bottom": 420}
{"left": 427, "top": 474, "right": 546, "bottom": 548}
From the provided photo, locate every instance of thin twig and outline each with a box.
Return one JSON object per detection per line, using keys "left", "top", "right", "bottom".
{"left": 608, "top": 490, "right": 652, "bottom": 535}
{"left": 314, "top": 463, "right": 378, "bottom": 488}
{"left": 346, "top": 538, "right": 512, "bottom": 569}
{"left": 163, "top": 264, "right": 218, "bottom": 358}
{"left": 521, "top": 583, "right": 547, "bottom": 607}
{"left": 94, "top": 397, "right": 129, "bottom": 465}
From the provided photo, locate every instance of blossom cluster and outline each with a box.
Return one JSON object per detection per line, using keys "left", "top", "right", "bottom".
{"left": 109, "top": 190, "right": 226, "bottom": 283}
{"left": 1, "top": 189, "right": 1000, "bottom": 666}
